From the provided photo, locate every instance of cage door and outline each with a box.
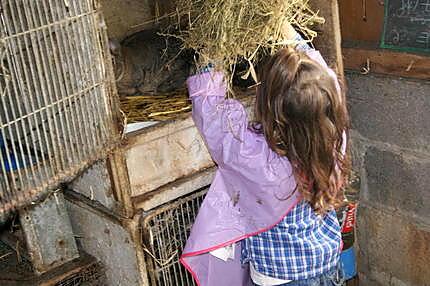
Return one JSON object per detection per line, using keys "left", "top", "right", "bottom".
{"left": 0, "top": 0, "right": 120, "bottom": 215}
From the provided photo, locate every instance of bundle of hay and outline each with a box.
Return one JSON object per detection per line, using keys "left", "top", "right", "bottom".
{"left": 168, "top": 0, "right": 324, "bottom": 89}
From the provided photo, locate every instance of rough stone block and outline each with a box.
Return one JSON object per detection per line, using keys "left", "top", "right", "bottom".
{"left": 357, "top": 204, "right": 430, "bottom": 286}
{"left": 349, "top": 133, "right": 367, "bottom": 175}
{"left": 364, "top": 146, "right": 430, "bottom": 220}
{"left": 346, "top": 72, "right": 430, "bottom": 152}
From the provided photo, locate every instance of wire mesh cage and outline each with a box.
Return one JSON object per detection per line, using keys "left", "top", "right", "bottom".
{"left": 54, "top": 261, "right": 106, "bottom": 286}
{"left": 0, "top": 240, "right": 106, "bottom": 285}
{"left": 0, "top": 1, "right": 119, "bottom": 214}
{"left": 141, "top": 188, "right": 208, "bottom": 286}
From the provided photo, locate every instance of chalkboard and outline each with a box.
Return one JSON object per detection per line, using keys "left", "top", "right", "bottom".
{"left": 381, "top": 0, "right": 430, "bottom": 54}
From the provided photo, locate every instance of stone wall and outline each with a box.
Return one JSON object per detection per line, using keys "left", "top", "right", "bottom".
{"left": 346, "top": 71, "right": 430, "bottom": 286}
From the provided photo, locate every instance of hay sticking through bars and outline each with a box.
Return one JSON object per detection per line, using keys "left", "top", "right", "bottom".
{"left": 168, "top": 0, "right": 324, "bottom": 89}
{"left": 120, "top": 89, "right": 191, "bottom": 122}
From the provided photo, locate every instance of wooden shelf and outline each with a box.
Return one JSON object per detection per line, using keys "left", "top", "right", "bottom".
{"left": 343, "top": 47, "right": 430, "bottom": 80}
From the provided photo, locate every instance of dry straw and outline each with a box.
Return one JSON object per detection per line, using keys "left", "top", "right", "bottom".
{"left": 167, "top": 0, "right": 324, "bottom": 89}
{"left": 120, "top": 90, "right": 191, "bottom": 122}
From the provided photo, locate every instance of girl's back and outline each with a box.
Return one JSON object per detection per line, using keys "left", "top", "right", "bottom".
{"left": 241, "top": 30, "right": 349, "bottom": 285}
{"left": 181, "top": 26, "right": 350, "bottom": 286}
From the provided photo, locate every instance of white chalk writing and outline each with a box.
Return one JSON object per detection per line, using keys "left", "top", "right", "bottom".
{"left": 385, "top": 0, "right": 430, "bottom": 51}
{"left": 416, "top": 31, "right": 430, "bottom": 48}
{"left": 410, "top": 17, "right": 430, "bottom": 23}
{"left": 420, "top": 0, "right": 430, "bottom": 13}
{"left": 390, "top": 28, "right": 409, "bottom": 44}
{"left": 398, "top": 0, "right": 420, "bottom": 16}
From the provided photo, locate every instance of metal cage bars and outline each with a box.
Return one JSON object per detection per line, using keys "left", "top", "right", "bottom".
{"left": 141, "top": 189, "right": 207, "bottom": 286}
{"left": 0, "top": 0, "right": 119, "bottom": 214}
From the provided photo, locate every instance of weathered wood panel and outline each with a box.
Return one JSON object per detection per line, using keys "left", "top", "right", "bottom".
{"left": 343, "top": 47, "right": 430, "bottom": 80}
{"left": 132, "top": 167, "right": 215, "bottom": 211}
{"left": 310, "top": 0, "right": 344, "bottom": 75}
{"left": 338, "top": 0, "right": 385, "bottom": 43}
{"left": 124, "top": 116, "right": 213, "bottom": 197}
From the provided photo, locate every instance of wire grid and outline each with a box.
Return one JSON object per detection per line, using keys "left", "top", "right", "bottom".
{"left": 54, "top": 261, "right": 106, "bottom": 286}
{"left": 141, "top": 189, "right": 208, "bottom": 286}
{"left": 0, "top": 0, "right": 119, "bottom": 214}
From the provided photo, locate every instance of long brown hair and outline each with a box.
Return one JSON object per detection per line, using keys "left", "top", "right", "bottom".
{"left": 253, "top": 47, "right": 350, "bottom": 214}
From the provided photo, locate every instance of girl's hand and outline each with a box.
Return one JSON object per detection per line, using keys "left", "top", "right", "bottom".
{"left": 196, "top": 63, "right": 215, "bottom": 74}
{"left": 281, "top": 22, "right": 297, "bottom": 41}
{"left": 281, "top": 22, "right": 313, "bottom": 52}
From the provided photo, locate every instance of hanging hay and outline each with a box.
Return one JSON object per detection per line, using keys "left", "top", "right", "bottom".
{"left": 166, "top": 0, "right": 324, "bottom": 90}
{"left": 120, "top": 89, "right": 191, "bottom": 122}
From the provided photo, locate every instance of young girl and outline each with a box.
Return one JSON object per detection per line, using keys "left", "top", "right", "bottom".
{"left": 180, "top": 24, "right": 349, "bottom": 286}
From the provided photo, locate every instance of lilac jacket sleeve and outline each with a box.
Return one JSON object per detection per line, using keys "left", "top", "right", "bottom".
{"left": 187, "top": 72, "right": 257, "bottom": 168}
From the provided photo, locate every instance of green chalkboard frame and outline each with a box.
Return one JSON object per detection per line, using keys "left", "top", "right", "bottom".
{"left": 380, "top": 0, "right": 430, "bottom": 54}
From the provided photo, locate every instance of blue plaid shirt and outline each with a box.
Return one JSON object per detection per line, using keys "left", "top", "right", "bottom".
{"left": 241, "top": 200, "right": 342, "bottom": 281}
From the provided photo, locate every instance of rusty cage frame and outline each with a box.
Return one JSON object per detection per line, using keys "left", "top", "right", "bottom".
{"left": 0, "top": 0, "right": 119, "bottom": 215}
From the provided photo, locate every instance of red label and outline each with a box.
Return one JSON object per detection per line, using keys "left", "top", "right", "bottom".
{"left": 341, "top": 203, "right": 357, "bottom": 233}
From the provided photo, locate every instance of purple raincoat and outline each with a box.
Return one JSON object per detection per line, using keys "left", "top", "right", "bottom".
{"left": 180, "top": 50, "right": 338, "bottom": 286}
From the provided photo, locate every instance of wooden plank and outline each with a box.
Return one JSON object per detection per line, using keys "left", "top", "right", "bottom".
{"left": 132, "top": 167, "right": 215, "bottom": 211}
{"left": 343, "top": 47, "right": 430, "bottom": 79}
{"left": 310, "top": 0, "right": 344, "bottom": 76}
{"left": 106, "top": 151, "right": 136, "bottom": 218}
{"left": 338, "top": 0, "right": 385, "bottom": 43}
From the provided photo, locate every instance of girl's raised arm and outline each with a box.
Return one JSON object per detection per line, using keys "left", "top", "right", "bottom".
{"left": 187, "top": 71, "right": 259, "bottom": 168}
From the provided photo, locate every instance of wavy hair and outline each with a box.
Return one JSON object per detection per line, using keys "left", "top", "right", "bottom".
{"left": 253, "top": 47, "right": 350, "bottom": 214}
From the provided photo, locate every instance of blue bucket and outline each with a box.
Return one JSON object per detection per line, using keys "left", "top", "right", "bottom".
{"left": 340, "top": 247, "right": 357, "bottom": 280}
{"left": 0, "top": 135, "right": 33, "bottom": 172}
